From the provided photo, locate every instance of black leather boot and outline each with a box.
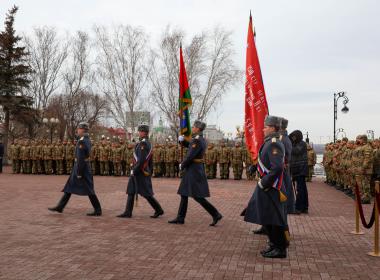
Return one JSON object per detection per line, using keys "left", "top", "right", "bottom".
{"left": 168, "top": 196, "right": 187, "bottom": 224}
{"left": 117, "top": 194, "right": 134, "bottom": 218}
{"left": 253, "top": 226, "right": 267, "bottom": 235}
{"left": 145, "top": 196, "right": 164, "bottom": 218}
{"left": 261, "top": 248, "right": 287, "bottom": 258}
{"left": 48, "top": 193, "right": 71, "bottom": 213}
{"left": 87, "top": 195, "right": 102, "bottom": 216}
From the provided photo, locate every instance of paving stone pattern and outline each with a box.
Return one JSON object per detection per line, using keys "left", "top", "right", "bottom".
{"left": 0, "top": 167, "right": 378, "bottom": 280}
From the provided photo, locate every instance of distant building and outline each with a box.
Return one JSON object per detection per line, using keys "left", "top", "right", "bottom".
{"left": 204, "top": 125, "right": 224, "bottom": 143}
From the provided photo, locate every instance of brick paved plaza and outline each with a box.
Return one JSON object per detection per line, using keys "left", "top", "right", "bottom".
{"left": 0, "top": 167, "right": 378, "bottom": 280}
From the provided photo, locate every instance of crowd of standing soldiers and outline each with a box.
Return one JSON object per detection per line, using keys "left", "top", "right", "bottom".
{"left": 322, "top": 135, "right": 380, "bottom": 204}
{"left": 7, "top": 138, "right": 260, "bottom": 180}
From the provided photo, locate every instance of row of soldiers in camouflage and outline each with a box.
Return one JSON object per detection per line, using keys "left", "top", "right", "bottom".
{"left": 7, "top": 138, "right": 256, "bottom": 180}
{"left": 322, "top": 135, "right": 380, "bottom": 204}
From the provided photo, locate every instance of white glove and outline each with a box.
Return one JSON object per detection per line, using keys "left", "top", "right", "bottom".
{"left": 179, "top": 164, "right": 182, "bottom": 171}
{"left": 130, "top": 170, "right": 134, "bottom": 176}
{"left": 178, "top": 135, "right": 185, "bottom": 142}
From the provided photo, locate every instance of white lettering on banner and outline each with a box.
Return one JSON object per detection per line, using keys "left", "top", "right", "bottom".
{"left": 247, "top": 65, "right": 254, "bottom": 76}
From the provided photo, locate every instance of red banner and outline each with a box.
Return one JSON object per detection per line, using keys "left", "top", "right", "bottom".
{"left": 244, "top": 14, "right": 269, "bottom": 162}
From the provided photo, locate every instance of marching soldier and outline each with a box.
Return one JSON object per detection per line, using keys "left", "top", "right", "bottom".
{"left": 168, "top": 120, "right": 222, "bottom": 226}
{"left": 243, "top": 115, "right": 288, "bottom": 258}
{"left": 217, "top": 141, "right": 230, "bottom": 179}
{"left": 117, "top": 124, "right": 164, "bottom": 218}
{"left": 48, "top": 122, "right": 102, "bottom": 216}
{"left": 230, "top": 142, "right": 244, "bottom": 180}
{"left": 30, "top": 140, "right": 38, "bottom": 174}
{"left": 8, "top": 140, "right": 18, "bottom": 173}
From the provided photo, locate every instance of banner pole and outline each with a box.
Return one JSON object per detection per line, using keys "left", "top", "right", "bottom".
{"left": 368, "top": 181, "right": 380, "bottom": 257}
{"left": 351, "top": 175, "right": 364, "bottom": 235}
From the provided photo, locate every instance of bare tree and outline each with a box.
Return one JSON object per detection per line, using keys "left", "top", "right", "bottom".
{"left": 149, "top": 26, "right": 241, "bottom": 134}
{"left": 24, "top": 26, "right": 68, "bottom": 112}
{"left": 61, "top": 31, "right": 95, "bottom": 137}
{"left": 94, "top": 25, "right": 149, "bottom": 132}
{"left": 47, "top": 90, "right": 108, "bottom": 140}
{"left": 193, "top": 27, "right": 241, "bottom": 120}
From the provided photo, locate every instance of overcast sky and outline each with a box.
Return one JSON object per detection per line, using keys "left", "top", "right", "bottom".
{"left": 2, "top": 0, "right": 379, "bottom": 143}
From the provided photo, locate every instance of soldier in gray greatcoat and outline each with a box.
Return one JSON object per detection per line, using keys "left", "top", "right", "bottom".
{"left": 117, "top": 124, "right": 164, "bottom": 218}
{"left": 168, "top": 120, "right": 222, "bottom": 226}
{"left": 244, "top": 115, "right": 288, "bottom": 258}
{"left": 48, "top": 122, "right": 102, "bottom": 216}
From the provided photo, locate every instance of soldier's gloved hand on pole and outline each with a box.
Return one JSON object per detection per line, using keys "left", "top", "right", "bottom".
{"left": 179, "top": 163, "right": 182, "bottom": 171}
{"left": 248, "top": 165, "right": 257, "bottom": 175}
{"left": 178, "top": 135, "right": 185, "bottom": 142}
{"left": 258, "top": 180, "right": 270, "bottom": 192}
{"left": 77, "top": 175, "right": 82, "bottom": 179}
{"left": 130, "top": 170, "right": 134, "bottom": 176}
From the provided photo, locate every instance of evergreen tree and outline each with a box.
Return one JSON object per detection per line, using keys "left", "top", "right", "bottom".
{"left": 0, "top": 5, "right": 33, "bottom": 163}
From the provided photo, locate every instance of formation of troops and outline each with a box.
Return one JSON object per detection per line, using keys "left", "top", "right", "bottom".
{"left": 7, "top": 137, "right": 262, "bottom": 180}
{"left": 323, "top": 136, "right": 380, "bottom": 203}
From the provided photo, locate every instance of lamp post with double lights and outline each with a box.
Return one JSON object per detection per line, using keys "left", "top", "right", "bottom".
{"left": 367, "top": 130, "right": 374, "bottom": 141}
{"left": 43, "top": 117, "right": 60, "bottom": 143}
{"left": 333, "top": 91, "right": 349, "bottom": 143}
{"left": 335, "top": 128, "right": 347, "bottom": 140}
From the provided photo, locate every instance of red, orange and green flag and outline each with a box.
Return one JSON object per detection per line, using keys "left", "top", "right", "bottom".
{"left": 178, "top": 45, "right": 192, "bottom": 140}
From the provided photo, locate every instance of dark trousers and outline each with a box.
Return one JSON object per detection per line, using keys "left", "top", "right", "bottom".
{"left": 123, "top": 194, "right": 163, "bottom": 214}
{"left": 177, "top": 195, "right": 219, "bottom": 219}
{"left": 295, "top": 176, "right": 309, "bottom": 211}
{"left": 0, "top": 157, "right": 3, "bottom": 173}
{"left": 56, "top": 192, "right": 102, "bottom": 212}
{"left": 266, "top": 225, "right": 287, "bottom": 250}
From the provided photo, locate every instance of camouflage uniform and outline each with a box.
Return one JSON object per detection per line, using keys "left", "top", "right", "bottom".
{"left": 153, "top": 144, "right": 163, "bottom": 177}
{"left": 355, "top": 135, "right": 374, "bottom": 203}
{"left": 306, "top": 144, "right": 316, "bottom": 182}
{"left": 99, "top": 141, "right": 110, "bottom": 176}
{"left": 205, "top": 143, "right": 217, "bottom": 179}
{"left": 217, "top": 142, "right": 230, "bottom": 179}
{"left": 54, "top": 140, "right": 65, "bottom": 175}
{"left": 243, "top": 146, "right": 254, "bottom": 180}
{"left": 89, "top": 141, "right": 98, "bottom": 175}
{"left": 112, "top": 143, "right": 123, "bottom": 176}
{"left": 43, "top": 141, "right": 53, "bottom": 174}
{"left": 124, "top": 143, "right": 134, "bottom": 176}
{"left": 322, "top": 144, "right": 333, "bottom": 184}
{"left": 20, "top": 140, "right": 32, "bottom": 174}
{"left": 230, "top": 142, "right": 244, "bottom": 180}
{"left": 65, "top": 141, "right": 75, "bottom": 175}
{"left": 9, "top": 141, "right": 21, "bottom": 173}
{"left": 164, "top": 144, "right": 178, "bottom": 178}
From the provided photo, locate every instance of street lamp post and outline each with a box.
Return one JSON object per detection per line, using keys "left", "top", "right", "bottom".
{"left": 335, "top": 128, "right": 347, "bottom": 140}
{"left": 334, "top": 91, "right": 349, "bottom": 143}
{"left": 43, "top": 117, "right": 60, "bottom": 143}
{"left": 367, "top": 130, "right": 374, "bottom": 140}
